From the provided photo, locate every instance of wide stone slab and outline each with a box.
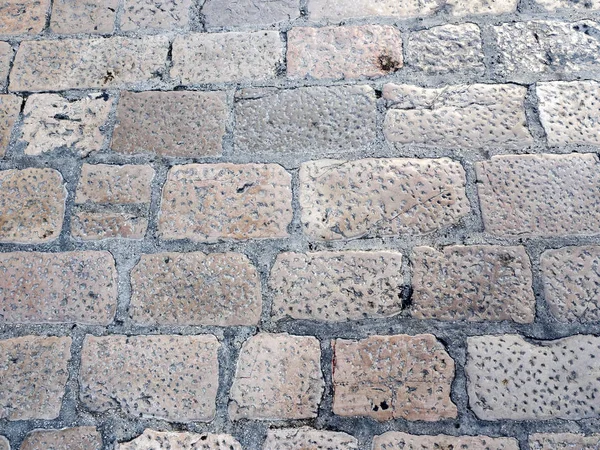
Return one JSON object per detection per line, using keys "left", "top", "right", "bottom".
{"left": 263, "top": 428, "right": 358, "bottom": 449}
{"left": 20, "top": 427, "right": 102, "bottom": 450}
{"left": 373, "top": 432, "right": 519, "bottom": 450}
{"left": 117, "top": 430, "right": 242, "bottom": 450}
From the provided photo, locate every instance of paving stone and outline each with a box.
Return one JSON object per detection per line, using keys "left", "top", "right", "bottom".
{"left": 541, "top": 246, "right": 600, "bottom": 322}
{"left": 80, "top": 334, "right": 220, "bottom": 422}
{"left": 287, "top": 25, "right": 403, "bottom": 80}
{"left": 529, "top": 433, "right": 600, "bottom": 449}
{"left": 10, "top": 36, "right": 169, "bottom": 92}
{"left": 21, "top": 93, "right": 112, "bottom": 156}
{"left": 0, "top": 437, "right": 7, "bottom": 450}
{"left": 203, "top": 0, "right": 300, "bottom": 28}
{"left": 0, "top": 336, "right": 71, "bottom": 421}
{"left": 270, "top": 251, "right": 404, "bottom": 322}
{"left": 263, "top": 428, "right": 358, "bottom": 449}
{"left": 235, "top": 85, "right": 376, "bottom": 154}
{"left": 0, "top": 42, "right": 11, "bottom": 86}
{"left": 171, "top": 31, "right": 283, "bottom": 85}
{"left": 492, "top": 21, "right": 600, "bottom": 82}
{"left": 0, "top": 94, "right": 21, "bottom": 158}
{"left": 130, "top": 252, "right": 262, "bottom": 326}
{"left": 0, "top": 168, "right": 66, "bottom": 243}
{"left": 333, "top": 334, "right": 456, "bottom": 421}
{"left": 111, "top": 90, "right": 227, "bottom": 157}
{"left": 0, "top": 0, "right": 50, "bottom": 35}
{"left": 76, "top": 164, "right": 154, "bottom": 205}
{"left": 229, "top": 333, "right": 324, "bottom": 420}
{"left": 373, "top": 432, "right": 519, "bottom": 450}
{"left": 299, "top": 158, "right": 470, "bottom": 241}
{"left": 159, "top": 163, "right": 292, "bottom": 241}
{"left": 20, "top": 427, "right": 102, "bottom": 450}
{"left": 411, "top": 245, "right": 535, "bottom": 323}
{"left": 118, "top": 430, "right": 242, "bottom": 450}
{"left": 534, "top": 0, "right": 600, "bottom": 10}
{"left": 0, "top": 251, "right": 117, "bottom": 325}
{"left": 50, "top": 0, "right": 118, "bottom": 33}
{"left": 384, "top": 83, "right": 533, "bottom": 150}
{"left": 121, "top": 0, "right": 191, "bottom": 31}
{"left": 72, "top": 212, "right": 148, "bottom": 240}
{"left": 466, "top": 334, "right": 600, "bottom": 420}
{"left": 407, "top": 24, "right": 484, "bottom": 74}
{"left": 476, "top": 153, "right": 600, "bottom": 237}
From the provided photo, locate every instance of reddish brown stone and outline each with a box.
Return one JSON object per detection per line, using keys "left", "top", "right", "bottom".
{"left": 0, "top": 0, "right": 50, "bottom": 35}
{"left": 50, "top": 0, "right": 118, "bottom": 33}
{"left": 20, "top": 427, "right": 102, "bottom": 450}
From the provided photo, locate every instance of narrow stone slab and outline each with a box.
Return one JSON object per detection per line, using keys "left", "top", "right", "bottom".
{"left": 203, "top": 0, "right": 299, "bottom": 28}
{"left": 118, "top": 430, "right": 242, "bottom": 450}
{"left": 50, "top": 0, "right": 118, "bottom": 33}
{"left": 20, "top": 427, "right": 102, "bottom": 450}
{"left": 0, "top": 42, "right": 12, "bottom": 86}
{"left": 264, "top": 428, "right": 358, "bottom": 449}
{"left": 373, "top": 432, "right": 519, "bottom": 450}
{"left": 0, "top": 94, "right": 21, "bottom": 158}
{"left": 121, "top": 0, "right": 192, "bottom": 31}
{"left": 529, "top": 433, "right": 600, "bottom": 449}
{"left": 0, "top": 0, "right": 50, "bottom": 35}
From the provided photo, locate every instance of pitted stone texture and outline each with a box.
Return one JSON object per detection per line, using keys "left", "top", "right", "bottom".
{"left": 203, "top": 0, "right": 299, "bottom": 28}
{"left": 121, "top": 0, "right": 192, "bottom": 31}
{"left": 332, "top": 334, "right": 457, "bottom": 421}
{"left": 541, "top": 246, "right": 600, "bottom": 322}
{"left": 287, "top": 25, "right": 403, "bottom": 80}
{"left": 10, "top": 36, "right": 169, "bottom": 92}
{"left": 112, "top": 90, "right": 227, "bottom": 157}
{"left": 229, "top": 333, "right": 324, "bottom": 420}
{"left": 0, "top": 0, "right": 50, "bottom": 35}
{"left": 530, "top": 433, "right": 600, "bottom": 449}
{"left": 0, "top": 437, "right": 7, "bottom": 450}
{"left": 467, "top": 334, "right": 600, "bottom": 420}
{"left": 72, "top": 212, "right": 148, "bottom": 240}
{"left": 171, "top": 32, "right": 282, "bottom": 85}
{"left": 0, "top": 168, "right": 66, "bottom": 243}
{"left": 21, "top": 94, "right": 112, "bottom": 156}
{"left": 492, "top": 21, "right": 600, "bottom": 82}
{"left": 80, "top": 334, "right": 219, "bottom": 422}
{"left": 159, "top": 164, "right": 292, "bottom": 241}
{"left": 50, "top": 0, "right": 118, "bottom": 33}
{"left": 373, "top": 432, "right": 519, "bottom": 450}
{"left": 0, "top": 336, "right": 71, "bottom": 421}
{"left": 0, "top": 42, "right": 11, "bottom": 86}
{"left": 118, "top": 430, "right": 242, "bottom": 450}
{"left": 535, "top": 0, "right": 600, "bottom": 9}
{"left": 537, "top": 81, "right": 600, "bottom": 147}
{"left": 299, "top": 158, "right": 469, "bottom": 241}
{"left": 130, "top": 252, "right": 261, "bottom": 326}
{"left": 0, "top": 95, "right": 20, "bottom": 158}
{"left": 476, "top": 153, "right": 600, "bottom": 237}
{"left": 20, "top": 427, "right": 102, "bottom": 450}
{"left": 263, "top": 428, "right": 358, "bottom": 449}
{"left": 384, "top": 84, "right": 532, "bottom": 150}
{"left": 407, "top": 24, "right": 484, "bottom": 74}
{"left": 270, "top": 251, "right": 404, "bottom": 322}
{"left": 76, "top": 164, "right": 154, "bottom": 205}
{"left": 412, "top": 245, "right": 534, "bottom": 323}
{"left": 0, "top": 251, "right": 117, "bottom": 325}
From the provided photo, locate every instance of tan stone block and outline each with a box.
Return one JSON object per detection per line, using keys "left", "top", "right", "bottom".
{"left": 529, "top": 433, "right": 600, "bottom": 449}
{"left": 0, "top": 94, "right": 21, "bottom": 158}
{"left": 117, "top": 430, "right": 242, "bottom": 450}
{"left": 0, "top": 42, "right": 11, "bottom": 86}
{"left": 0, "top": 0, "right": 50, "bottom": 35}
{"left": 50, "top": 0, "right": 118, "bottom": 33}
{"left": 203, "top": 0, "right": 300, "bottom": 28}
{"left": 121, "top": 0, "right": 192, "bottom": 31}
{"left": 76, "top": 164, "right": 154, "bottom": 204}
{"left": 373, "top": 432, "right": 519, "bottom": 450}
{"left": 20, "top": 427, "right": 102, "bottom": 450}
{"left": 263, "top": 428, "right": 358, "bottom": 449}
{"left": 72, "top": 211, "right": 148, "bottom": 240}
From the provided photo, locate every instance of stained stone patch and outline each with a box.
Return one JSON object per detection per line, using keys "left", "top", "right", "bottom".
{"left": 117, "top": 430, "right": 242, "bottom": 450}
{"left": 20, "top": 427, "right": 102, "bottom": 450}
{"left": 263, "top": 428, "right": 358, "bottom": 449}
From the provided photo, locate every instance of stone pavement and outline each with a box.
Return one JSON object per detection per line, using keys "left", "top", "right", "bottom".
{"left": 1, "top": 0, "right": 600, "bottom": 449}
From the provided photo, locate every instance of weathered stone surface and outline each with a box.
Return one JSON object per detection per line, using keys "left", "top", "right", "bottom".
{"left": 76, "top": 164, "right": 154, "bottom": 205}
{"left": 270, "top": 251, "right": 404, "bottom": 322}
{"left": 407, "top": 24, "right": 484, "bottom": 74}
{"left": 10, "top": 36, "right": 169, "bottom": 92}
{"left": 50, "top": 0, "right": 118, "bottom": 33}
{"left": 529, "top": 433, "right": 600, "bottom": 449}
{"left": 534, "top": 0, "right": 600, "bottom": 10}
{"left": 203, "top": 0, "right": 299, "bottom": 28}
{"left": 118, "top": 430, "right": 242, "bottom": 450}
{"left": 0, "top": 437, "right": 7, "bottom": 450}
{"left": 411, "top": 245, "right": 535, "bottom": 323}
{"left": 0, "top": 168, "right": 66, "bottom": 243}
{"left": 492, "top": 21, "right": 600, "bottom": 82}
{"left": 20, "top": 427, "right": 102, "bottom": 450}
{"left": 229, "top": 333, "right": 323, "bottom": 420}
{"left": 72, "top": 212, "right": 148, "bottom": 240}
{"left": 121, "top": 0, "right": 191, "bottom": 31}
{"left": 299, "top": 158, "right": 470, "bottom": 241}
{"left": 159, "top": 164, "right": 292, "bottom": 241}
{"left": 0, "top": 94, "right": 20, "bottom": 157}
{"left": 112, "top": 90, "right": 227, "bottom": 157}
{"left": 0, "top": 0, "right": 50, "bottom": 35}
{"left": 171, "top": 32, "right": 283, "bottom": 85}
{"left": 373, "top": 432, "right": 519, "bottom": 450}
{"left": 0, "top": 251, "right": 117, "bottom": 324}
{"left": 384, "top": 83, "right": 533, "bottom": 150}
{"left": 333, "top": 334, "right": 456, "bottom": 421}
{"left": 235, "top": 85, "right": 376, "bottom": 154}
{"left": 467, "top": 334, "right": 600, "bottom": 420}
{"left": 130, "top": 252, "right": 261, "bottom": 326}
{"left": 0, "top": 42, "right": 11, "bottom": 86}
{"left": 80, "top": 334, "right": 220, "bottom": 422}
{"left": 0, "top": 336, "right": 71, "bottom": 421}
{"left": 263, "top": 428, "right": 358, "bottom": 450}
{"left": 476, "top": 153, "right": 600, "bottom": 237}
{"left": 21, "top": 94, "right": 112, "bottom": 156}
{"left": 287, "top": 25, "right": 403, "bottom": 80}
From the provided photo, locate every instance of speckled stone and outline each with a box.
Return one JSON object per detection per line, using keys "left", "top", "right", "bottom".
{"left": 263, "top": 428, "right": 358, "bottom": 449}
{"left": 0, "top": 42, "right": 12, "bottom": 86}
{"left": 0, "top": 0, "right": 50, "bottom": 35}
{"left": 0, "top": 94, "right": 21, "bottom": 157}
{"left": 0, "top": 437, "right": 7, "bottom": 450}
{"left": 203, "top": 0, "right": 300, "bottom": 28}
{"left": 76, "top": 164, "right": 154, "bottom": 205}
{"left": 534, "top": 0, "right": 600, "bottom": 10}
{"left": 20, "top": 427, "right": 102, "bottom": 450}
{"left": 117, "top": 430, "right": 242, "bottom": 450}
{"left": 529, "top": 433, "right": 600, "bottom": 449}
{"left": 50, "top": 0, "right": 118, "bottom": 33}
{"left": 121, "top": 0, "right": 192, "bottom": 31}
{"left": 373, "top": 432, "right": 519, "bottom": 450}
{"left": 72, "top": 212, "right": 148, "bottom": 240}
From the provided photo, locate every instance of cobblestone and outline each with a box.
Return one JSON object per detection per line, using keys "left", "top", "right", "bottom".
{"left": 372, "top": 432, "right": 519, "bottom": 449}
{"left": 0, "top": 0, "right": 50, "bottom": 35}
{"left": 529, "top": 433, "right": 600, "bottom": 449}
{"left": 50, "top": 0, "right": 118, "bottom": 34}
{"left": 117, "top": 430, "right": 243, "bottom": 450}
{"left": 20, "top": 427, "right": 102, "bottom": 450}
{"left": 263, "top": 428, "right": 358, "bottom": 449}
{"left": 0, "top": 42, "right": 11, "bottom": 86}
{"left": 0, "top": 95, "right": 20, "bottom": 158}
{"left": 203, "top": 0, "right": 300, "bottom": 28}
{"left": 121, "top": 0, "right": 192, "bottom": 31}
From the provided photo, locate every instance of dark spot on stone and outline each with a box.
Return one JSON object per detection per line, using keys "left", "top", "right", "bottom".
{"left": 400, "top": 285, "right": 413, "bottom": 310}
{"left": 377, "top": 53, "right": 401, "bottom": 73}
{"left": 380, "top": 400, "right": 389, "bottom": 410}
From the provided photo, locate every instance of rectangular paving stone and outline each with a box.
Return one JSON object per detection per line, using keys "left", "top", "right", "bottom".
{"left": 76, "top": 164, "right": 154, "bottom": 205}
{"left": 299, "top": 158, "right": 470, "bottom": 241}
{"left": 529, "top": 433, "right": 600, "bottom": 449}
{"left": 411, "top": 245, "right": 535, "bottom": 323}
{"left": 287, "top": 25, "right": 403, "bottom": 80}
{"left": 72, "top": 211, "right": 148, "bottom": 240}
{"left": 333, "top": 334, "right": 456, "bottom": 421}
{"left": 534, "top": 0, "right": 600, "bottom": 9}
{"left": 373, "top": 432, "right": 519, "bottom": 450}
{"left": 384, "top": 83, "right": 533, "bottom": 150}
{"left": 476, "top": 153, "right": 600, "bottom": 237}
{"left": 159, "top": 164, "right": 292, "bottom": 241}
{"left": 270, "top": 251, "right": 404, "bottom": 322}
{"left": 130, "top": 252, "right": 262, "bottom": 326}
{"left": 0, "top": 437, "right": 7, "bottom": 450}
{"left": 118, "top": 430, "right": 242, "bottom": 450}
{"left": 264, "top": 428, "right": 358, "bottom": 450}
{"left": 0, "top": 336, "right": 71, "bottom": 421}
{"left": 0, "top": 0, "right": 50, "bottom": 35}
{"left": 0, "top": 94, "right": 21, "bottom": 158}
{"left": 171, "top": 31, "right": 283, "bottom": 85}
{"left": 467, "top": 334, "right": 600, "bottom": 420}
{"left": 121, "top": 0, "right": 191, "bottom": 31}
{"left": 20, "top": 427, "right": 102, "bottom": 450}
{"left": 10, "top": 36, "right": 169, "bottom": 92}
{"left": 0, "top": 42, "right": 11, "bottom": 86}
{"left": 80, "top": 334, "right": 220, "bottom": 422}
{"left": 50, "top": 0, "right": 118, "bottom": 33}
{"left": 235, "top": 85, "right": 376, "bottom": 154}
{"left": 203, "top": 0, "right": 299, "bottom": 28}
{"left": 111, "top": 90, "right": 227, "bottom": 157}
{"left": 0, "top": 251, "right": 117, "bottom": 325}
